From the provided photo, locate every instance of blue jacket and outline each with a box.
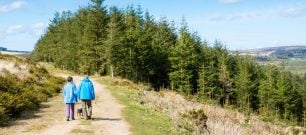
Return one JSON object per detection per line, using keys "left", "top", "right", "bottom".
{"left": 78, "top": 76, "right": 95, "bottom": 100}
{"left": 63, "top": 82, "right": 78, "bottom": 103}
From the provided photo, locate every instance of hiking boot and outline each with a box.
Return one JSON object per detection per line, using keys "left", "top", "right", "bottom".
{"left": 66, "top": 118, "right": 69, "bottom": 121}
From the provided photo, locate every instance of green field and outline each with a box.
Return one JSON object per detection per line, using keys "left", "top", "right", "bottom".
{"left": 285, "top": 59, "right": 306, "bottom": 75}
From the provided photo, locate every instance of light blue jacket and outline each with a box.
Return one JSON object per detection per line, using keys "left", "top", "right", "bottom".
{"left": 78, "top": 76, "right": 95, "bottom": 100}
{"left": 63, "top": 82, "right": 78, "bottom": 103}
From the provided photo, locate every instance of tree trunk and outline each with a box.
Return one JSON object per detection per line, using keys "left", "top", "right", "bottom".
{"left": 111, "top": 65, "right": 114, "bottom": 79}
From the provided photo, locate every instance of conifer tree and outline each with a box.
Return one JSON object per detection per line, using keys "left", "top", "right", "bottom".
{"left": 169, "top": 18, "right": 201, "bottom": 94}
{"left": 218, "top": 53, "right": 233, "bottom": 106}
{"left": 123, "top": 6, "right": 143, "bottom": 81}
{"left": 105, "top": 6, "right": 126, "bottom": 78}
{"left": 79, "top": 0, "right": 108, "bottom": 74}
{"left": 234, "top": 57, "right": 259, "bottom": 112}
{"left": 150, "top": 18, "right": 177, "bottom": 88}
{"left": 258, "top": 65, "right": 277, "bottom": 116}
{"left": 198, "top": 46, "right": 220, "bottom": 100}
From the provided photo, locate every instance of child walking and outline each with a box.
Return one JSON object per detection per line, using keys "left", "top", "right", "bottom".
{"left": 63, "top": 76, "right": 78, "bottom": 121}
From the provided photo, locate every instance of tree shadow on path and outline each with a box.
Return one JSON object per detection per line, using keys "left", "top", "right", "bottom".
{"left": 91, "top": 117, "right": 122, "bottom": 121}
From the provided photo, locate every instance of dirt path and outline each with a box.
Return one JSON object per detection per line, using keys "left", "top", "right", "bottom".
{"left": 0, "top": 75, "right": 131, "bottom": 135}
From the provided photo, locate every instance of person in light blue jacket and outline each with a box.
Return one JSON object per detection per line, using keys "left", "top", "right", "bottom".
{"left": 63, "top": 76, "right": 77, "bottom": 121}
{"left": 78, "top": 72, "right": 95, "bottom": 120}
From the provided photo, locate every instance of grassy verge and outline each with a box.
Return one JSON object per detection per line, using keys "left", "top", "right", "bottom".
{"left": 98, "top": 77, "right": 178, "bottom": 135}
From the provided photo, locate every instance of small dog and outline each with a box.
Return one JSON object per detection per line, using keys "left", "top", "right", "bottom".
{"left": 77, "top": 108, "right": 83, "bottom": 117}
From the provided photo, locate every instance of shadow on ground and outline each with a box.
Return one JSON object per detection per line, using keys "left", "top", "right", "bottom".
{"left": 91, "top": 117, "right": 122, "bottom": 121}
{"left": 3, "top": 103, "right": 51, "bottom": 127}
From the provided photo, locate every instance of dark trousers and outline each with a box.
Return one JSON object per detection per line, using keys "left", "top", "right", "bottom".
{"left": 81, "top": 100, "right": 92, "bottom": 119}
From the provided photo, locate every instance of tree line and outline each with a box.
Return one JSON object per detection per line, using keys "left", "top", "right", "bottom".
{"left": 32, "top": 0, "right": 304, "bottom": 125}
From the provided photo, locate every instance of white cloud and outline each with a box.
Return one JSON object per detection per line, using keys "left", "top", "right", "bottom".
{"left": 209, "top": 12, "right": 262, "bottom": 22}
{"left": 6, "top": 25, "right": 26, "bottom": 34}
{"left": 208, "top": 5, "right": 305, "bottom": 22}
{"left": 219, "top": 0, "right": 241, "bottom": 4}
{"left": 1, "top": 23, "right": 47, "bottom": 38}
{"left": 278, "top": 7, "right": 305, "bottom": 18}
{"left": 0, "top": 1, "right": 27, "bottom": 13}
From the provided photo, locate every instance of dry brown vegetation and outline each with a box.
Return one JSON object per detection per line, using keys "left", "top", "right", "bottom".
{"left": 111, "top": 77, "right": 305, "bottom": 135}
{"left": 0, "top": 54, "right": 30, "bottom": 79}
{"left": 141, "top": 90, "right": 305, "bottom": 135}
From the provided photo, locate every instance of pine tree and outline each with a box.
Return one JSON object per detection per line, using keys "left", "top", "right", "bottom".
{"left": 134, "top": 10, "right": 155, "bottom": 82}
{"left": 258, "top": 65, "right": 277, "bottom": 116}
{"left": 234, "top": 56, "right": 260, "bottom": 112}
{"left": 218, "top": 53, "right": 233, "bottom": 106}
{"left": 169, "top": 18, "right": 201, "bottom": 94}
{"left": 123, "top": 6, "right": 143, "bottom": 81}
{"left": 198, "top": 45, "right": 220, "bottom": 101}
{"left": 275, "top": 65, "right": 289, "bottom": 118}
{"left": 78, "top": 0, "right": 108, "bottom": 74}
{"left": 275, "top": 65, "right": 303, "bottom": 121}
{"left": 150, "top": 17, "right": 177, "bottom": 88}
{"left": 105, "top": 6, "right": 126, "bottom": 78}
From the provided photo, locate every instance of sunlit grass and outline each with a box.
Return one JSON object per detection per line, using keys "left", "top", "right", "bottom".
{"left": 39, "top": 62, "right": 76, "bottom": 75}
{"left": 70, "top": 128, "right": 94, "bottom": 134}
{"left": 25, "top": 124, "right": 48, "bottom": 132}
{"left": 79, "top": 119, "right": 92, "bottom": 125}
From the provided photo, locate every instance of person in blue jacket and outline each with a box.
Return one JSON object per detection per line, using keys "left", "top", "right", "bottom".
{"left": 78, "top": 72, "right": 95, "bottom": 120}
{"left": 63, "top": 76, "right": 77, "bottom": 121}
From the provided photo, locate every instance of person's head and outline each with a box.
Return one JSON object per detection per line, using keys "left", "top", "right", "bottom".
{"left": 83, "top": 72, "right": 89, "bottom": 77}
{"left": 67, "top": 76, "right": 73, "bottom": 82}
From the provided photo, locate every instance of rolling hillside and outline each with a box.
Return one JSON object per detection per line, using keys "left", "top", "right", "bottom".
{"left": 238, "top": 45, "right": 306, "bottom": 58}
{"left": 0, "top": 47, "right": 31, "bottom": 57}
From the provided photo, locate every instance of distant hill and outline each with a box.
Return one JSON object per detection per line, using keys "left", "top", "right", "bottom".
{"left": 0, "top": 47, "right": 31, "bottom": 58}
{"left": 238, "top": 45, "right": 306, "bottom": 59}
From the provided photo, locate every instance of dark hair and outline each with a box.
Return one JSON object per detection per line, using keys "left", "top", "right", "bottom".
{"left": 83, "top": 72, "right": 88, "bottom": 75}
{"left": 67, "top": 76, "right": 73, "bottom": 82}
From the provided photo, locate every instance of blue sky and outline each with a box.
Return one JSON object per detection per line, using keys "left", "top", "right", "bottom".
{"left": 0, "top": 0, "right": 306, "bottom": 51}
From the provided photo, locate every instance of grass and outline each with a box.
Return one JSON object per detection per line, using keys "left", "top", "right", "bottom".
{"left": 25, "top": 124, "right": 48, "bottom": 132}
{"left": 39, "top": 62, "right": 76, "bottom": 75}
{"left": 79, "top": 119, "right": 92, "bottom": 125}
{"left": 255, "top": 58, "right": 306, "bottom": 74}
{"left": 285, "top": 59, "right": 306, "bottom": 67}
{"left": 70, "top": 128, "right": 94, "bottom": 134}
{"left": 98, "top": 77, "right": 178, "bottom": 135}
{"left": 284, "top": 59, "right": 306, "bottom": 75}
{"left": 286, "top": 66, "right": 306, "bottom": 75}
{"left": 261, "top": 59, "right": 306, "bottom": 74}
{"left": 285, "top": 59, "right": 306, "bottom": 74}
